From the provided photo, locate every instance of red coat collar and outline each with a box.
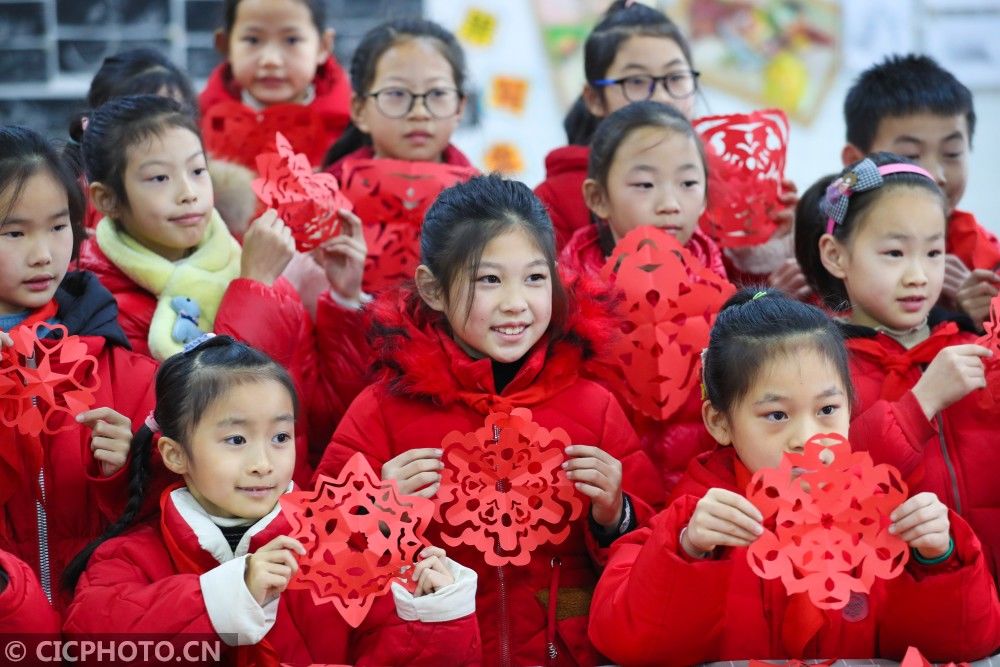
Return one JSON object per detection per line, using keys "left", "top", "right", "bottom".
{"left": 198, "top": 58, "right": 349, "bottom": 113}
{"left": 543, "top": 145, "right": 589, "bottom": 178}
{"left": 325, "top": 144, "right": 475, "bottom": 180}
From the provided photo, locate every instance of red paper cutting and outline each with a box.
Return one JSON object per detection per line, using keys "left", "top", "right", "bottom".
{"left": 745, "top": 434, "right": 909, "bottom": 610}
{"left": 280, "top": 452, "right": 433, "bottom": 628}
{"left": 0, "top": 322, "right": 100, "bottom": 437}
{"left": 338, "top": 157, "right": 477, "bottom": 293}
{"left": 436, "top": 409, "right": 584, "bottom": 566}
{"left": 975, "top": 292, "right": 1000, "bottom": 410}
{"left": 252, "top": 132, "right": 353, "bottom": 252}
{"left": 694, "top": 108, "right": 789, "bottom": 248}
{"left": 599, "top": 226, "right": 735, "bottom": 421}
{"left": 202, "top": 100, "right": 333, "bottom": 170}
{"left": 900, "top": 646, "right": 969, "bottom": 667}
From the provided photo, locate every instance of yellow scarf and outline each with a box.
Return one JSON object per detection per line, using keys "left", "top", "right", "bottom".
{"left": 95, "top": 211, "right": 241, "bottom": 360}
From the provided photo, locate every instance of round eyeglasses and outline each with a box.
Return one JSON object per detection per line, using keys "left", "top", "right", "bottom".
{"left": 591, "top": 71, "right": 700, "bottom": 102}
{"left": 367, "top": 86, "right": 464, "bottom": 119}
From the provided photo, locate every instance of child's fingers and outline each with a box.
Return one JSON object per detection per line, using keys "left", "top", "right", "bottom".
{"left": 708, "top": 488, "right": 765, "bottom": 524}
{"left": 890, "top": 492, "right": 943, "bottom": 533}
{"left": 690, "top": 526, "right": 756, "bottom": 549}
{"left": 894, "top": 516, "right": 950, "bottom": 544}
{"left": 75, "top": 407, "right": 130, "bottom": 428}
{"left": 572, "top": 480, "right": 610, "bottom": 500}
{"left": 337, "top": 209, "right": 363, "bottom": 236}
{"left": 0, "top": 332, "right": 13, "bottom": 348}
{"left": 564, "top": 444, "right": 615, "bottom": 464}
{"left": 565, "top": 466, "right": 612, "bottom": 491}
{"left": 261, "top": 535, "right": 307, "bottom": 556}
{"left": 91, "top": 446, "right": 127, "bottom": 468}
{"left": 419, "top": 546, "right": 447, "bottom": 561}
{"left": 398, "top": 456, "right": 444, "bottom": 479}
{"left": 704, "top": 502, "right": 763, "bottom": 540}
{"left": 401, "top": 471, "right": 441, "bottom": 492}
{"left": 412, "top": 481, "right": 440, "bottom": 499}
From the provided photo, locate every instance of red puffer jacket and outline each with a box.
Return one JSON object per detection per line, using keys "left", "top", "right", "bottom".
{"left": 589, "top": 447, "right": 1000, "bottom": 665}
{"left": 947, "top": 209, "right": 1000, "bottom": 272}
{"left": 0, "top": 272, "right": 157, "bottom": 611}
{"left": 198, "top": 59, "right": 351, "bottom": 169}
{"left": 64, "top": 485, "right": 482, "bottom": 666}
{"left": 314, "top": 280, "right": 665, "bottom": 667}
{"left": 0, "top": 549, "right": 59, "bottom": 634}
{"left": 844, "top": 311, "right": 1000, "bottom": 580}
{"left": 324, "top": 144, "right": 475, "bottom": 180}
{"left": 558, "top": 222, "right": 724, "bottom": 493}
{"left": 534, "top": 145, "right": 590, "bottom": 250}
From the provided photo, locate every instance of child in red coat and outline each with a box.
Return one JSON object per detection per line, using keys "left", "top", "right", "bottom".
{"left": 0, "top": 126, "right": 158, "bottom": 610}
{"left": 63, "top": 336, "right": 481, "bottom": 666}
{"left": 198, "top": 0, "right": 351, "bottom": 169}
{"left": 322, "top": 19, "right": 477, "bottom": 297}
{"left": 796, "top": 153, "right": 1000, "bottom": 580}
{"left": 315, "top": 176, "right": 664, "bottom": 666}
{"left": 0, "top": 549, "right": 58, "bottom": 634}
{"left": 589, "top": 288, "right": 1000, "bottom": 664}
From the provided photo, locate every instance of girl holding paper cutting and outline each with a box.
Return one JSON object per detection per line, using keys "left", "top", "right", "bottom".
{"left": 795, "top": 152, "right": 1000, "bottom": 581}
{"left": 77, "top": 94, "right": 367, "bottom": 480}
{"left": 198, "top": 0, "right": 351, "bottom": 170}
{"left": 537, "top": 0, "right": 805, "bottom": 297}
{"left": 63, "top": 336, "right": 481, "bottom": 665}
{"left": 315, "top": 175, "right": 665, "bottom": 666}
{"left": 588, "top": 288, "right": 1000, "bottom": 663}
{"left": 321, "top": 18, "right": 478, "bottom": 296}
{"left": 0, "top": 125, "right": 158, "bottom": 610}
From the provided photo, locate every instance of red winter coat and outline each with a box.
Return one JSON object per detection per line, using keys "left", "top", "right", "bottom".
{"left": 0, "top": 272, "right": 157, "bottom": 611}
{"left": 947, "top": 209, "right": 1000, "bottom": 272}
{"left": 0, "top": 549, "right": 59, "bottom": 634}
{"left": 534, "top": 145, "right": 590, "bottom": 250}
{"left": 64, "top": 485, "right": 482, "bottom": 666}
{"left": 845, "top": 312, "right": 1000, "bottom": 580}
{"left": 324, "top": 144, "right": 475, "bottom": 181}
{"left": 314, "top": 282, "right": 666, "bottom": 667}
{"left": 198, "top": 59, "right": 351, "bottom": 169}
{"left": 589, "top": 447, "right": 1000, "bottom": 665}
{"left": 77, "top": 237, "right": 355, "bottom": 484}
{"left": 559, "top": 222, "right": 724, "bottom": 493}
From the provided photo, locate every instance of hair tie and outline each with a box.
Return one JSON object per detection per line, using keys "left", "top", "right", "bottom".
{"left": 752, "top": 290, "right": 768, "bottom": 301}
{"left": 144, "top": 411, "right": 159, "bottom": 433}
{"left": 820, "top": 159, "right": 935, "bottom": 235}
{"left": 182, "top": 332, "right": 216, "bottom": 354}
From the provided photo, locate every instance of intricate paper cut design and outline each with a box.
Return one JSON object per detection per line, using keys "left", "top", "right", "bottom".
{"left": 695, "top": 109, "right": 789, "bottom": 248}
{"left": 599, "top": 226, "right": 735, "bottom": 421}
{"left": 458, "top": 7, "right": 498, "bottom": 47}
{"left": 280, "top": 452, "right": 433, "bottom": 627}
{"left": 975, "top": 292, "right": 1000, "bottom": 410}
{"left": 745, "top": 434, "right": 909, "bottom": 610}
{"left": 252, "top": 132, "right": 352, "bottom": 252}
{"left": 338, "top": 157, "right": 477, "bottom": 293}
{"left": 202, "top": 101, "right": 334, "bottom": 169}
{"left": 0, "top": 323, "right": 100, "bottom": 437}
{"left": 436, "top": 409, "right": 583, "bottom": 566}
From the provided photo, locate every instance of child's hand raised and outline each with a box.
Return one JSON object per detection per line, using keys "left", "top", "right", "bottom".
{"left": 563, "top": 445, "right": 623, "bottom": 529}
{"left": 889, "top": 492, "right": 951, "bottom": 560}
{"left": 244, "top": 535, "right": 306, "bottom": 606}
{"left": 76, "top": 407, "right": 133, "bottom": 477}
{"left": 240, "top": 209, "right": 296, "bottom": 286}
{"left": 404, "top": 546, "right": 455, "bottom": 597}
{"left": 912, "top": 344, "right": 991, "bottom": 420}
{"left": 682, "top": 488, "right": 764, "bottom": 558}
{"left": 955, "top": 269, "right": 1000, "bottom": 326}
{"left": 313, "top": 209, "right": 367, "bottom": 308}
{"left": 381, "top": 448, "right": 443, "bottom": 498}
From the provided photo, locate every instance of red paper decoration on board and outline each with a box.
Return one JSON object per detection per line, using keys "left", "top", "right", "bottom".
{"left": 599, "top": 226, "right": 735, "bottom": 421}
{"left": 436, "top": 409, "right": 584, "bottom": 567}
{"left": 0, "top": 322, "right": 100, "bottom": 437}
{"left": 695, "top": 108, "right": 789, "bottom": 248}
{"left": 338, "top": 157, "right": 477, "bottom": 293}
{"left": 252, "top": 132, "right": 353, "bottom": 252}
{"left": 745, "top": 434, "right": 909, "bottom": 610}
{"left": 280, "top": 452, "right": 433, "bottom": 627}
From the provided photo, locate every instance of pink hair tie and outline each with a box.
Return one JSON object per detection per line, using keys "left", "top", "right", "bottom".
{"left": 144, "top": 411, "right": 159, "bottom": 433}
{"left": 821, "top": 160, "right": 935, "bottom": 235}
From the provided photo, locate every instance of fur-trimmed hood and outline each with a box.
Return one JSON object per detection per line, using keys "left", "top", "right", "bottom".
{"left": 367, "top": 272, "right": 622, "bottom": 411}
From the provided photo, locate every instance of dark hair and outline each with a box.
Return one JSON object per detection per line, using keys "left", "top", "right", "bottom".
{"left": 62, "top": 336, "right": 298, "bottom": 591}
{"left": 0, "top": 125, "right": 85, "bottom": 259}
{"left": 321, "top": 19, "right": 467, "bottom": 167}
{"left": 421, "top": 174, "right": 568, "bottom": 338}
{"left": 69, "top": 49, "right": 198, "bottom": 143}
{"left": 565, "top": 0, "right": 694, "bottom": 145}
{"left": 222, "top": 0, "right": 326, "bottom": 34}
{"left": 588, "top": 100, "right": 707, "bottom": 189}
{"left": 81, "top": 95, "right": 203, "bottom": 210}
{"left": 845, "top": 54, "right": 976, "bottom": 152}
{"left": 703, "top": 287, "right": 854, "bottom": 414}
{"left": 794, "top": 151, "right": 947, "bottom": 311}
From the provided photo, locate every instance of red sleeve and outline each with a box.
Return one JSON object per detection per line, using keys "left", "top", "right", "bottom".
{"left": 350, "top": 594, "right": 482, "bottom": 666}
{"left": 63, "top": 536, "right": 215, "bottom": 636}
{"left": 588, "top": 495, "right": 732, "bottom": 666}
{"left": 599, "top": 392, "right": 666, "bottom": 516}
{"left": 849, "top": 390, "right": 937, "bottom": 478}
{"left": 0, "top": 550, "right": 59, "bottom": 634}
{"left": 877, "top": 512, "right": 1000, "bottom": 660}
{"left": 313, "top": 386, "right": 393, "bottom": 485}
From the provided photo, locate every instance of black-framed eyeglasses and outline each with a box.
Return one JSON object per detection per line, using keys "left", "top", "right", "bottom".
{"left": 367, "top": 86, "right": 464, "bottom": 119}
{"left": 591, "top": 70, "right": 700, "bottom": 102}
